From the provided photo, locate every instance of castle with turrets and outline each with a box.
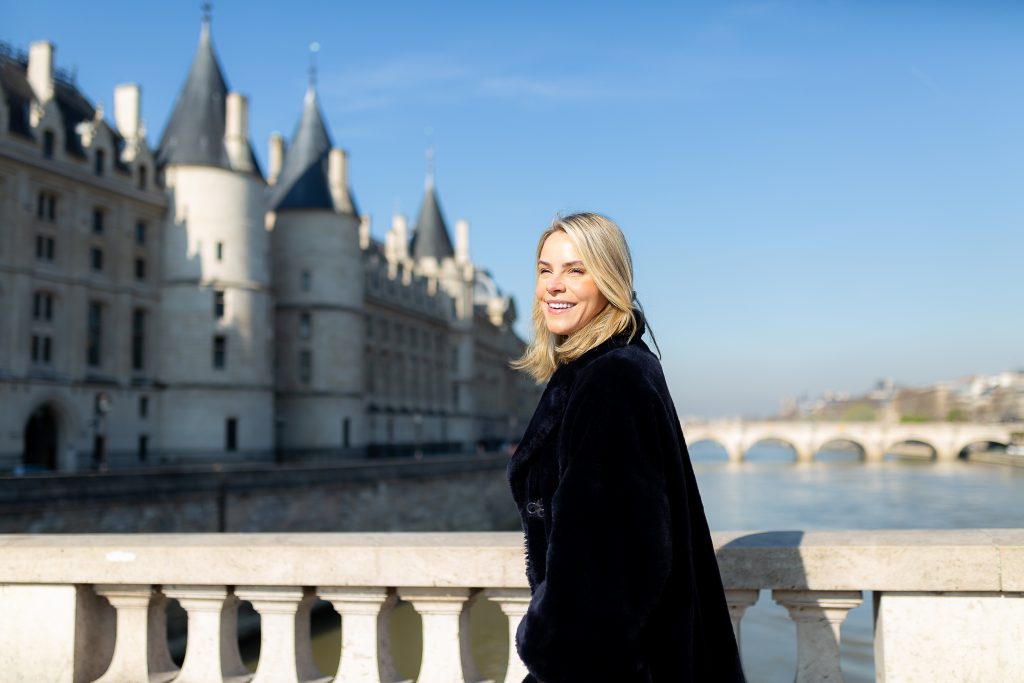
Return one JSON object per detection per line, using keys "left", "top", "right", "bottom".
{"left": 0, "top": 18, "right": 536, "bottom": 471}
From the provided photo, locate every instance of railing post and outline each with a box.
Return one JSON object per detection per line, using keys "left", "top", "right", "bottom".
{"left": 723, "top": 589, "right": 759, "bottom": 653}
{"left": 320, "top": 586, "right": 408, "bottom": 683}
{"left": 92, "top": 585, "right": 178, "bottom": 683}
{"left": 398, "top": 587, "right": 476, "bottom": 683}
{"left": 235, "top": 586, "right": 322, "bottom": 683}
{"left": 773, "top": 590, "right": 862, "bottom": 683}
{"left": 483, "top": 588, "right": 531, "bottom": 683}
{"left": 164, "top": 585, "right": 250, "bottom": 683}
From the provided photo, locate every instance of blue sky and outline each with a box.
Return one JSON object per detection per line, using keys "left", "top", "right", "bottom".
{"left": 7, "top": 1, "right": 1023, "bottom": 417}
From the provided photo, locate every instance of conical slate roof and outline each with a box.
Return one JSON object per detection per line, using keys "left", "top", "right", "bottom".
{"left": 270, "top": 87, "right": 334, "bottom": 211}
{"left": 156, "top": 22, "right": 233, "bottom": 170}
{"left": 410, "top": 180, "right": 455, "bottom": 261}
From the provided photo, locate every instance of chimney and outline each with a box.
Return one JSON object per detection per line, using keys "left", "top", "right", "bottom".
{"left": 114, "top": 84, "right": 141, "bottom": 142}
{"left": 329, "top": 148, "right": 353, "bottom": 213}
{"left": 392, "top": 214, "right": 409, "bottom": 260}
{"left": 455, "top": 219, "right": 470, "bottom": 264}
{"left": 358, "top": 215, "right": 371, "bottom": 250}
{"left": 224, "top": 92, "right": 252, "bottom": 173}
{"left": 27, "top": 41, "right": 54, "bottom": 105}
{"left": 268, "top": 132, "right": 284, "bottom": 185}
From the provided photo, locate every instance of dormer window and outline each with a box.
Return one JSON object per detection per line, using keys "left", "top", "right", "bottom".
{"left": 137, "top": 166, "right": 147, "bottom": 190}
{"left": 94, "top": 149, "right": 105, "bottom": 176}
{"left": 42, "top": 130, "right": 55, "bottom": 159}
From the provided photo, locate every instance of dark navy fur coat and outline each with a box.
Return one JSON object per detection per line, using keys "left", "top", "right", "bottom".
{"left": 507, "top": 315, "right": 745, "bottom": 683}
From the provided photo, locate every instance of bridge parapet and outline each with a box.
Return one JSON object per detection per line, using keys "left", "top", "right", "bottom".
{"left": 2, "top": 530, "right": 1023, "bottom": 682}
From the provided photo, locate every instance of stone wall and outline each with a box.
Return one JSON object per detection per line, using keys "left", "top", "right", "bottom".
{"left": 0, "top": 454, "right": 519, "bottom": 533}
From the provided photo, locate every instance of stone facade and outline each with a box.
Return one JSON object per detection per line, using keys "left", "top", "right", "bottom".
{"left": 0, "top": 28, "right": 537, "bottom": 472}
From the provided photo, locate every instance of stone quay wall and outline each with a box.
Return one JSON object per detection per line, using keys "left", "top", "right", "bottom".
{"left": 0, "top": 455, "right": 520, "bottom": 533}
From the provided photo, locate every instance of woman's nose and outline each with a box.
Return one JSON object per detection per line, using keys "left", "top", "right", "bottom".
{"left": 546, "top": 277, "right": 565, "bottom": 294}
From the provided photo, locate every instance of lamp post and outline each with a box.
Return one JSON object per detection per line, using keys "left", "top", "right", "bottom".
{"left": 413, "top": 412, "right": 423, "bottom": 460}
{"left": 92, "top": 392, "right": 111, "bottom": 471}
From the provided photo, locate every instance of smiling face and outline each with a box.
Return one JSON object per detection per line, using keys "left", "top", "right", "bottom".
{"left": 536, "top": 230, "right": 609, "bottom": 336}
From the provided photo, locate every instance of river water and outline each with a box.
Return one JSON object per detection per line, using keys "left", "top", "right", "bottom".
{"left": 274, "top": 443, "right": 1024, "bottom": 682}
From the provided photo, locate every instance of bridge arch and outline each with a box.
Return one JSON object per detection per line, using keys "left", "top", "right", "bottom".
{"left": 957, "top": 438, "right": 1011, "bottom": 461}
{"left": 885, "top": 438, "right": 938, "bottom": 461}
{"left": 686, "top": 438, "right": 730, "bottom": 462}
{"left": 744, "top": 437, "right": 803, "bottom": 462}
{"left": 813, "top": 438, "right": 867, "bottom": 462}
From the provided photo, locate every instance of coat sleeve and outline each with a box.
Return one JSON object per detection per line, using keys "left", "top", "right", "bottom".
{"left": 515, "top": 359, "right": 674, "bottom": 683}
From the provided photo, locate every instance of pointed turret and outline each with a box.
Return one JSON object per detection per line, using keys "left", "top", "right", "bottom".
{"left": 270, "top": 86, "right": 334, "bottom": 211}
{"left": 410, "top": 176, "right": 455, "bottom": 261}
{"left": 157, "top": 18, "right": 256, "bottom": 172}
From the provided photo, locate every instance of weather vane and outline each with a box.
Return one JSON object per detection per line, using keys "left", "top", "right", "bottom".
{"left": 201, "top": 1, "right": 212, "bottom": 24}
{"left": 309, "top": 42, "right": 320, "bottom": 88}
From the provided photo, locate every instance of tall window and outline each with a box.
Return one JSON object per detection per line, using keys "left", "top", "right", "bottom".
{"left": 91, "top": 207, "right": 105, "bottom": 234}
{"left": 216, "top": 241, "right": 224, "bottom": 261}
{"left": 226, "top": 417, "right": 238, "bottom": 451}
{"left": 213, "top": 335, "right": 226, "bottom": 369}
{"left": 342, "top": 417, "right": 351, "bottom": 448}
{"left": 135, "top": 220, "right": 147, "bottom": 245}
{"left": 91, "top": 247, "right": 103, "bottom": 272}
{"left": 139, "top": 395, "right": 149, "bottom": 418}
{"left": 214, "top": 290, "right": 225, "bottom": 319}
{"left": 87, "top": 302, "right": 102, "bottom": 367}
{"left": 299, "top": 313, "right": 311, "bottom": 339}
{"left": 299, "top": 350, "right": 312, "bottom": 385}
{"left": 35, "top": 235, "right": 55, "bottom": 262}
{"left": 94, "top": 149, "right": 105, "bottom": 176}
{"left": 131, "top": 309, "right": 145, "bottom": 371}
{"left": 30, "top": 335, "right": 53, "bottom": 365}
{"left": 137, "top": 166, "right": 147, "bottom": 190}
{"left": 36, "top": 191, "right": 56, "bottom": 221}
{"left": 135, "top": 258, "right": 146, "bottom": 281}
{"left": 32, "top": 291, "right": 54, "bottom": 321}
{"left": 138, "top": 435, "right": 148, "bottom": 462}
{"left": 42, "top": 130, "right": 55, "bottom": 159}
{"left": 300, "top": 270, "right": 311, "bottom": 292}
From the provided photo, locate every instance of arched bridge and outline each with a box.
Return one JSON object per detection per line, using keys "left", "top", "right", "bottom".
{"left": 681, "top": 420, "right": 1023, "bottom": 463}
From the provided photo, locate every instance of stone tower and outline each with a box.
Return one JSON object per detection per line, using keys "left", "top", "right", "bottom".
{"left": 154, "top": 18, "right": 274, "bottom": 461}
{"left": 268, "top": 82, "right": 364, "bottom": 457}
{"left": 409, "top": 172, "right": 477, "bottom": 446}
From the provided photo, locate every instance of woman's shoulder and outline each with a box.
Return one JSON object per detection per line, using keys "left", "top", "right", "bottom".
{"left": 573, "top": 342, "right": 665, "bottom": 402}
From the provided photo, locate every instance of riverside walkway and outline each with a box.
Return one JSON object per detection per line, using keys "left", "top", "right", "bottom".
{"left": 1, "top": 530, "right": 1022, "bottom": 682}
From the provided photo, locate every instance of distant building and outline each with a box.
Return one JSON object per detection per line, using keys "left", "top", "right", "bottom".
{"left": 0, "top": 22, "right": 537, "bottom": 471}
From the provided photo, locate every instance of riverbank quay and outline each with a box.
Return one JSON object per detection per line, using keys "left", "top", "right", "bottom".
{"left": 0, "top": 454, "right": 517, "bottom": 533}
{"left": 1, "top": 530, "right": 1022, "bottom": 682}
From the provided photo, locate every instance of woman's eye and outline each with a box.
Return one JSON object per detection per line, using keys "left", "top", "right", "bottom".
{"left": 538, "top": 268, "right": 551, "bottom": 274}
{"left": 569, "top": 268, "right": 584, "bottom": 274}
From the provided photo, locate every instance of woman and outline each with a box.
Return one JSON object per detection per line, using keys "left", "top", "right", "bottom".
{"left": 507, "top": 213, "right": 745, "bottom": 682}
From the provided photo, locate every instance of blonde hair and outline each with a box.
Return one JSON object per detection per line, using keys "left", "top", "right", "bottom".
{"left": 512, "top": 212, "right": 637, "bottom": 383}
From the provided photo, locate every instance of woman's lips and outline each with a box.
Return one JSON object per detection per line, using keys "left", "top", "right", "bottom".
{"left": 546, "top": 302, "right": 576, "bottom": 314}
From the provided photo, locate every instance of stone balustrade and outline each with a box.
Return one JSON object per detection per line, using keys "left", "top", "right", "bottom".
{"left": 1, "top": 530, "right": 1023, "bottom": 682}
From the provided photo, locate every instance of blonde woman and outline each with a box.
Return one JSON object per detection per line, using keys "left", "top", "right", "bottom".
{"left": 507, "top": 213, "right": 744, "bottom": 682}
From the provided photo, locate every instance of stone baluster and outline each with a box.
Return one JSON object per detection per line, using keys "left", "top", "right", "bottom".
{"left": 320, "top": 586, "right": 408, "bottom": 683}
{"left": 482, "top": 588, "right": 532, "bottom": 683}
{"left": 93, "top": 585, "right": 178, "bottom": 683}
{"left": 723, "top": 589, "right": 759, "bottom": 653}
{"left": 398, "top": 587, "right": 477, "bottom": 683}
{"left": 235, "top": 586, "right": 325, "bottom": 683}
{"left": 773, "top": 590, "right": 863, "bottom": 683}
{"left": 164, "top": 585, "right": 251, "bottom": 683}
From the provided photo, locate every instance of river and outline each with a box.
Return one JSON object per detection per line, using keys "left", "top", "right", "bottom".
{"left": 257, "top": 443, "right": 1024, "bottom": 681}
